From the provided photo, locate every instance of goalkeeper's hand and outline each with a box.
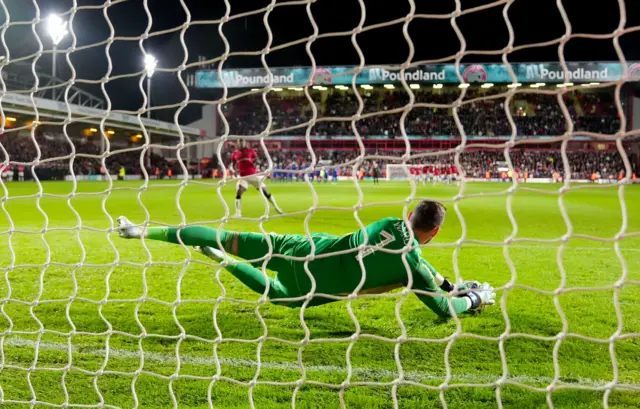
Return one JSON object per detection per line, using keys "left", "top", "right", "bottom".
{"left": 458, "top": 282, "right": 496, "bottom": 314}
{"left": 456, "top": 280, "right": 481, "bottom": 292}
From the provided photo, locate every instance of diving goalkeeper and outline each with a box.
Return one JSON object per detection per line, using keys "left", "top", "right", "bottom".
{"left": 116, "top": 200, "right": 495, "bottom": 317}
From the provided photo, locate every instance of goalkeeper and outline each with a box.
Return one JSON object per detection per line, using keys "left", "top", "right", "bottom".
{"left": 116, "top": 200, "right": 495, "bottom": 317}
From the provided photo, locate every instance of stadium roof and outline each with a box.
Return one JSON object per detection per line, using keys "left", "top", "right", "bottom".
{"left": 0, "top": 92, "right": 203, "bottom": 138}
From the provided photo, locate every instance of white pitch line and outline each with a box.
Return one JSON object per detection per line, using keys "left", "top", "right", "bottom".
{"left": 4, "top": 336, "right": 613, "bottom": 387}
{"left": 431, "top": 244, "right": 640, "bottom": 253}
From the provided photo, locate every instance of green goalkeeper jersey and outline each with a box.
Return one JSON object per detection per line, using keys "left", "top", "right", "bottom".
{"left": 143, "top": 219, "right": 469, "bottom": 317}
{"left": 269, "top": 218, "right": 469, "bottom": 317}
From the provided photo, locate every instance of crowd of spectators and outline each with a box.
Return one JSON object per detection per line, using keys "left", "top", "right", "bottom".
{"left": 0, "top": 130, "right": 188, "bottom": 180}
{"left": 2, "top": 129, "right": 633, "bottom": 181}
{"left": 0, "top": 87, "right": 633, "bottom": 182}
{"left": 1, "top": 130, "right": 632, "bottom": 181}
{"left": 459, "top": 149, "right": 629, "bottom": 179}
{"left": 226, "top": 148, "right": 632, "bottom": 180}
{"left": 222, "top": 88, "right": 622, "bottom": 137}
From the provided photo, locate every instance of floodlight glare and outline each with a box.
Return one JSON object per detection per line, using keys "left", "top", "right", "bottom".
{"left": 47, "top": 15, "right": 68, "bottom": 46}
{"left": 144, "top": 54, "right": 158, "bottom": 78}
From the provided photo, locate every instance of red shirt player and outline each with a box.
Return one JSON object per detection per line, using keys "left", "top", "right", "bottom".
{"left": 2, "top": 164, "right": 12, "bottom": 181}
{"left": 230, "top": 140, "right": 258, "bottom": 178}
{"left": 18, "top": 165, "right": 25, "bottom": 181}
{"left": 229, "top": 138, "right": 282, "bottom": 217}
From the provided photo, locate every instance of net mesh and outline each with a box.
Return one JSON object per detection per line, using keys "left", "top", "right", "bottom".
{"left": 0, "top": 0, "right": 639, "bottom": 408}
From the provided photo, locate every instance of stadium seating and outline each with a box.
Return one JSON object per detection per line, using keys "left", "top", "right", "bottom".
{"left": 0, "top": 88, "right": 633, "bottom": 181}
{"left": 223, "top": 88, "right": 621, "bottom": 137}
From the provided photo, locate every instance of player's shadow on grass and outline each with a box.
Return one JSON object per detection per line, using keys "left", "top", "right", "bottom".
{"left": 302, "top": 312, "right": 359, "bottom": 338}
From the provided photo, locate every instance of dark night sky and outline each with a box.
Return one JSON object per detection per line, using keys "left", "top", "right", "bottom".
{"left": 1, "top": 0, "right": 639, "bottom": 124}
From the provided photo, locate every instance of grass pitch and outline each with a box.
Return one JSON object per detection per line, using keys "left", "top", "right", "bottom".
{"left": 0, "top": 179, "right": 638, "bottom": 409}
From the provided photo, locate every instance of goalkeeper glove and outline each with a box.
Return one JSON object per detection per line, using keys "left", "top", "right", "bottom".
{"left": 457, "top": 280, "right": 481, "bottom": 292}
{"left": 439, "top": 278, "right": 481, "bottom": 293}
{"left": 459, "top": 282, "right": 496, "bottom": 314}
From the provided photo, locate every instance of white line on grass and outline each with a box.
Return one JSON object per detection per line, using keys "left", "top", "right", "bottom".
{"left": 422, "top": 244, "right": 640, "bottom": 253}
{"left": 4, "top": 336, "right": 614, "bottom": 387}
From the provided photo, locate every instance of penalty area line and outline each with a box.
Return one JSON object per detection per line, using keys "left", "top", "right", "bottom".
{"left": 4, "top": 336, "right": 616, "bottom": 388}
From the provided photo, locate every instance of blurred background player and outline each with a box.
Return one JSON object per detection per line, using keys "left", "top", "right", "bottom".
{"left": 229, "top": 138, "right": 283, "bottom": 217}
{"left": 433, "top": 166, "right": 441, "bottom": 185}
{"left": 372, "top": 162, "right": 380, "bottom": 184}
{"left": 332, "top": 167, "right": 338, "bottom": 184}
{"left": 2, "top": 164, "right": 12, "bottom": 182}
{"left": 418, "top": 166, "right": 426, "bottom": 185}
{"left": 287, "top": 162, "right": 298, "bottom": 183}
{"left": 426, "top": 166, "right": 434, "bottom": 184}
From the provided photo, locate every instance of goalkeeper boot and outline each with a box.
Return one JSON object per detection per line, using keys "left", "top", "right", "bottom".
{"left": 116, "top": 216, "right": 142, "bottom": 239}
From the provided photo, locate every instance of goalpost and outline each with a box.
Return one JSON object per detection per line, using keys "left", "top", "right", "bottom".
{"left": 386, "top": 164, "right": 451, "bottom": 182}
{"left": 0, "top": 1, "right": 637, "bottom": 409}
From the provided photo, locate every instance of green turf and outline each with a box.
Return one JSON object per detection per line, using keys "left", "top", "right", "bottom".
{"left": 0, "top": 179, "right": 638, "bottom": 409}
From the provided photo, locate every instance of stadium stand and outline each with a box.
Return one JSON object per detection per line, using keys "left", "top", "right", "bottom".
{"left": 1, "top": 86, "right": 636, "bottom": 182}
{"left": 222, "top": 87, "right": 622, "bottom": 137}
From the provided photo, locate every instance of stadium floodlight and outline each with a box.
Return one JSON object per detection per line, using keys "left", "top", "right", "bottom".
{"left": 360, "top": 84, "right": 373, "bottom": 90}
{"left": 288, "top": 87, "right": 304, "bottom": 91}
{"left": 383, "top": 84, "right": 395, "bottom": 89}
{"left": 458, "top": 83, "right": 470, "bottom": 88}
{"left": 312, "top": 85, "right": 327, "bottom": 90}
{"left": 144, "top": 54, "right": 158, "bottom": 78}
{"left": 5, "top": 117, "right": 16, "bottom": 122}
{"left": 557, "top": 82, "right": 574, "bottom": 88}
{"left": 335, "top": 85, "right": 349, "bottom": 90}
{"left": 481, "top": 83, "right": 494, "bottom": 88}
{"left": 251, "top": 88, "right": 260, "bottom": 91}
{"left": 409, "top": 84, "right": 420, "bottom": 89}
{"left": 535, "top": 83, "right": 546, "bottom": 86}
{"left": 507, "top": 83, "right": 522, "bottom": 88}
{"left": 46, "top": 14, "right": 68, "bottom": 46}
{"left": 272, "top": 87, "right": 283, "bottom": 91}
{"left": 433, "top": 84, "right": 443, "bottom": 89}
{"left": 140, "top": 53, "right": 156, "bottom": 169}
{"left": 46, "top": 14, "right": 68, "bottom": 100}
{"left": 143, "top": 54, "right": 157, "bottom": 121}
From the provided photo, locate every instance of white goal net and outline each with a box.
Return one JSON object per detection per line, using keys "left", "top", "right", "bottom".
{"left": 0, "top": 1, "right": 639, "bottom": 409}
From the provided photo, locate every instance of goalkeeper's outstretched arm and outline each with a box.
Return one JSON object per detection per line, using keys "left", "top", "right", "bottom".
{"left": 412, "top": 257, "right": 496, "bottom": 317}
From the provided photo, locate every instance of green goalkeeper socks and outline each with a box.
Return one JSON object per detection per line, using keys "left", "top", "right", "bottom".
{"left": 147, "top": 226, "right": 169, "bottom": 242}
{"left": 225, "top": 262, "right": 281, "bottom": 298}
{"left": 146, "top": 226, "right": 234, "bottom": 252}
{"left": 145, "top": 226, "right": 288, "bottom": 300}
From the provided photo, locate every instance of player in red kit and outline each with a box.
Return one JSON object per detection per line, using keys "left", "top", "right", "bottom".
{"left": 229, "top": 138, "right": 283, "bottom": 217}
